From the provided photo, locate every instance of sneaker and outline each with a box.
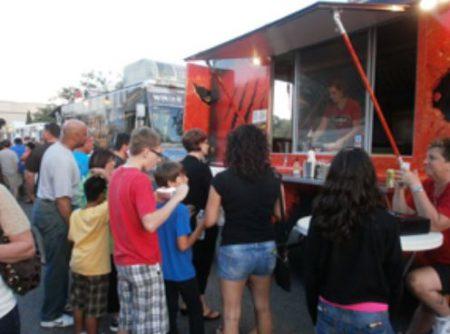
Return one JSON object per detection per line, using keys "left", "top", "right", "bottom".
{"left": 109, "top": 318, "right": 119, "bottom": 332}
{"left": 433, "top": 316, "right": 450, "bottom": 334}
{"left": 64, "top": 303, "right": 73, "bottom": 313}
{"left": 40, "top": 314, "right": 74, "bottom": 328}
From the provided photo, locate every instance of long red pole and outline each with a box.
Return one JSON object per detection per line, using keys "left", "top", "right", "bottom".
{"left": 332, "top": 10, "right": 402, "bottom": 162}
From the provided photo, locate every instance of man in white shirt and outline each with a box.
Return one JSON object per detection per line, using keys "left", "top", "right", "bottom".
{"left": 32, "top": 119, "right": 87, "bottom": 328}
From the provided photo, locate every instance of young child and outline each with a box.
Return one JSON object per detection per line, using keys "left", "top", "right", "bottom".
{"left": 68, "top": 176, "right": 110, "bottom": 334}
{"left": 154, "top": 161, "right": 205, "bottom": 334}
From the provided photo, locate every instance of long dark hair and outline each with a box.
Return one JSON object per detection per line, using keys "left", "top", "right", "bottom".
{"left": 312, "top": 148, "right": 384, "bottom": 242}
{"left": 225, "top": 124, "right": 272, "bottom": 181}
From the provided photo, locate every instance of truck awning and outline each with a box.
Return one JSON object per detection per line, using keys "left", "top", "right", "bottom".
{"left": 185, "top": 1, "right": 412, "bottom": 61}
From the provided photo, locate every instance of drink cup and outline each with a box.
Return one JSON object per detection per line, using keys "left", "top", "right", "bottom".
{"left": 386, "top": 169, "right": 395, "bottom": 188}
{"left": 196, "top": 210, "right": 206, "bottom": 240}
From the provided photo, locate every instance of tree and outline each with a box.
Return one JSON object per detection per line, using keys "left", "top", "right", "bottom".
{"left": 58, "top": 86, "right": 82, "bottom": 103}
{"left": 56, "top": 70, "right": 123, "bottom": 103}
{"left": 80, "top": 71, "right": 108, "bottom": 93}
{"left": 26, "top": 111, "right": 32, "bottom": 124}
{"left": 273, "top": 115, "right": 292, "bottom": 139}
{"left": 33, "top": 104, "right": 56, "bottom": 123}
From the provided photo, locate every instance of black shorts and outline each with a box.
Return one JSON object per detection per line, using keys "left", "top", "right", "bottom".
{"left": 432, "top": 264, "right": 450, "bottom": 293}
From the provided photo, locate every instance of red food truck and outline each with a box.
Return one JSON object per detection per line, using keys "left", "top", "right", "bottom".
{"left": 182, "top": 0, "right": 450, "bottom": 220}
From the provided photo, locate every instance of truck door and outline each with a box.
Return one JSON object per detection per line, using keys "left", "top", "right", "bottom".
{"left": 184, "top": 63, "right": 213, "bottom": 133}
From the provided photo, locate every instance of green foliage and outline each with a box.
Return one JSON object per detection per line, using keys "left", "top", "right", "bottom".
{"left": 57, "top": 71, "right": 123, "bottom": 103}
{"left": 273, "top": 115, "right": 292, "bottom": 139}
{"left": 80, "top": 70, "right": 109, "bottom": 95}
{"left": 32, "top": 105, "right": 57, "bottom": 123}
{"left": 26, "top": 111, "right": 33, "bottom": 124}
{"left": 58, "top": 86, "right": 81, "bottom": 103}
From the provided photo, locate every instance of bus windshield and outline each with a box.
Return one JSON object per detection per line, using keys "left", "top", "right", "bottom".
{"left": 149, "top": 105, "right": 183, "bottom": 143}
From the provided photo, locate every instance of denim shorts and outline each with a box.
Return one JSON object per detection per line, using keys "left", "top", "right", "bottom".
{"left": 316, "top": 301, "right": 394, "bottom": 334}
{"left": 217, "top": 241, "right": 277, "bottom": 280}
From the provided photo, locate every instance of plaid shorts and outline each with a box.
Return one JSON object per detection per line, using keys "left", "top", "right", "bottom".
{"left": 70, "top": 272, "right": 109, "bottom": 317}
{"left": 116, "top": 264, "right": 168, "bottom": 334}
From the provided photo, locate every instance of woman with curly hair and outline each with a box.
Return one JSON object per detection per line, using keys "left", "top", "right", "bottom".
{"left": 204, "top": 124, "right": 282, "bottom": 334}
{"left": 304, "top": 148, "right": 403, "bottom": 333}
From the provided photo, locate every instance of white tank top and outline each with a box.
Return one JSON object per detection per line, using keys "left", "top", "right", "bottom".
{"left": 0, "top": 276, "right": 16, "bottom": 318}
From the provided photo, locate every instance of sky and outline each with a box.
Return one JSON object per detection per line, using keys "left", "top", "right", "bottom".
{"left": 0, "top": 0, "right": 332, "bottom": 104}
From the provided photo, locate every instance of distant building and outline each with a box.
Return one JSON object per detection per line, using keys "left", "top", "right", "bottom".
{"left": 0, "top": 100, "right": 46, "bottom": 138}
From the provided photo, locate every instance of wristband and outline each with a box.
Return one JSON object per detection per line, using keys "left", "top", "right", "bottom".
{"left": 411, "top": 184, "right": 424, "bottom": 193}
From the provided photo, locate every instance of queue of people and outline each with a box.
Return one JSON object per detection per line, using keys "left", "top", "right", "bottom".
{"left": 0, "top": 117, "right": 449, "bottom": 334}
{"left": 0, "top": 181, "right": 36, "bottom": 333}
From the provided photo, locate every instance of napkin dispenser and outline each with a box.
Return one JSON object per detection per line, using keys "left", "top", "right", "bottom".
{"left": 389, "top": 212, "right": 430, "bottom": 236}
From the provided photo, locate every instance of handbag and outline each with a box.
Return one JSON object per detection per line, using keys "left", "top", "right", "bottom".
{"left": 0, "top": 227, "right": 41, "bottom": 295}
{"left": 273, "top": 177, "right": 292, "bottom": 292}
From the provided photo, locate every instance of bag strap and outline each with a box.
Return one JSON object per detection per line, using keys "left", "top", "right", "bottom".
{"left": 278, "top": 182, "right": 286, "bottom": 224}
{"left": 275, "top": 173, "right": 290, "bottom": 246}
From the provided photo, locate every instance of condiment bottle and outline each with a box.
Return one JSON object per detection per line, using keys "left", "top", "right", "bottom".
{"left": 293, "top": 158, "right": 301, "bottom": 176}
{"left": 304, "top": 149, "right": 316, "bottom": 178}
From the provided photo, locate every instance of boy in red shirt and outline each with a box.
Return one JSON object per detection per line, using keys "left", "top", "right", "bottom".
{"left": 108, "top": 127, "right": 188, "bottom": 334}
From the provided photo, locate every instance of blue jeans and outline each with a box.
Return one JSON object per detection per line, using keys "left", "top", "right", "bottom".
{"left": 218, "top": 241, "right": 276, "bottom": 280}
{"left": 0, "top": 305, "right": 20, "bottom": 334}
{"left": 32, "top": 199, "right": 71, "bottom": 321}
{"left": 316, "top": 301, "right": 394, "bottom": 334}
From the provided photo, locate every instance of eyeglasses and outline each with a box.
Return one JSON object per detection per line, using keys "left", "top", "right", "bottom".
{"left": 149, "top": 148, "right": 170, "bottom": 161}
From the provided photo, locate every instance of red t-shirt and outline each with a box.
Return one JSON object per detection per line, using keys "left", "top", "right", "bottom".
{"left": 407, "top": 179, "right": 450, "bottom": 265}
{"left": 324, "top": 99, "right": 361, "bottom": 130}
{"left": 108, "top": 166, "right": 160, "bottom": 266}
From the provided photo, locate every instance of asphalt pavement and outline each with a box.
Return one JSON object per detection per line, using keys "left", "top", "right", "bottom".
{"left": 18, "top": 202, "right": 315, "bottom": 334}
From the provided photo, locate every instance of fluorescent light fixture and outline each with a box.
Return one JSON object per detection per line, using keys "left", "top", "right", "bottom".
{"left": 389, "top": 5, "right": 405, "bottom": 12}
{"left": 252, "top": 56, "right": 262, "bottom": 66}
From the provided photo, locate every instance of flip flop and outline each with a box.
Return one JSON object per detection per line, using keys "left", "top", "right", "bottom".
{"left": 203, "top": 309, "right": 220, "bottom": 321}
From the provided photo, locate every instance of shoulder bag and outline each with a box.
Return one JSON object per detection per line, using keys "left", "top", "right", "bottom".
{"left": 0, "top": 227, "right": 41, "bottom": 295}
{"left": 273, "top": 177, "right": 292, "bottom": 292}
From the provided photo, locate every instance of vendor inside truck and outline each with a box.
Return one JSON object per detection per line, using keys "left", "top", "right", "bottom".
{"left": 307, "top": 79, "right": 362, "bottom": 151}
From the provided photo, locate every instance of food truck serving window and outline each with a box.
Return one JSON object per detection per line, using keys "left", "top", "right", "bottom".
{"left": 371, "top": 16, "right": 416, "bottom": 156}
{"left": 271, "top": 15, "right": 417, "bottom": 155}
{"left": 272, "top": 53, "right": 295, "bottom": 153}
{"left": 295, "top": 31, "right": 368, "bottom": 153}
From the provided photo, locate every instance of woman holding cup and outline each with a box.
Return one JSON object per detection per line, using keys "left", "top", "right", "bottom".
{"left": 393, "top": 138, "right": 450, "bottom": 334}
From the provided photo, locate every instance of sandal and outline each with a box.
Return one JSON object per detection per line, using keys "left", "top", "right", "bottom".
{"left": 203, "top": 309, "right": 220, "bottom": 321}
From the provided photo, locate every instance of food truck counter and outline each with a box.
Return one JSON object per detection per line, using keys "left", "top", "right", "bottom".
{"left": 282, "top": 174, "right": 325, "bottom": 186}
